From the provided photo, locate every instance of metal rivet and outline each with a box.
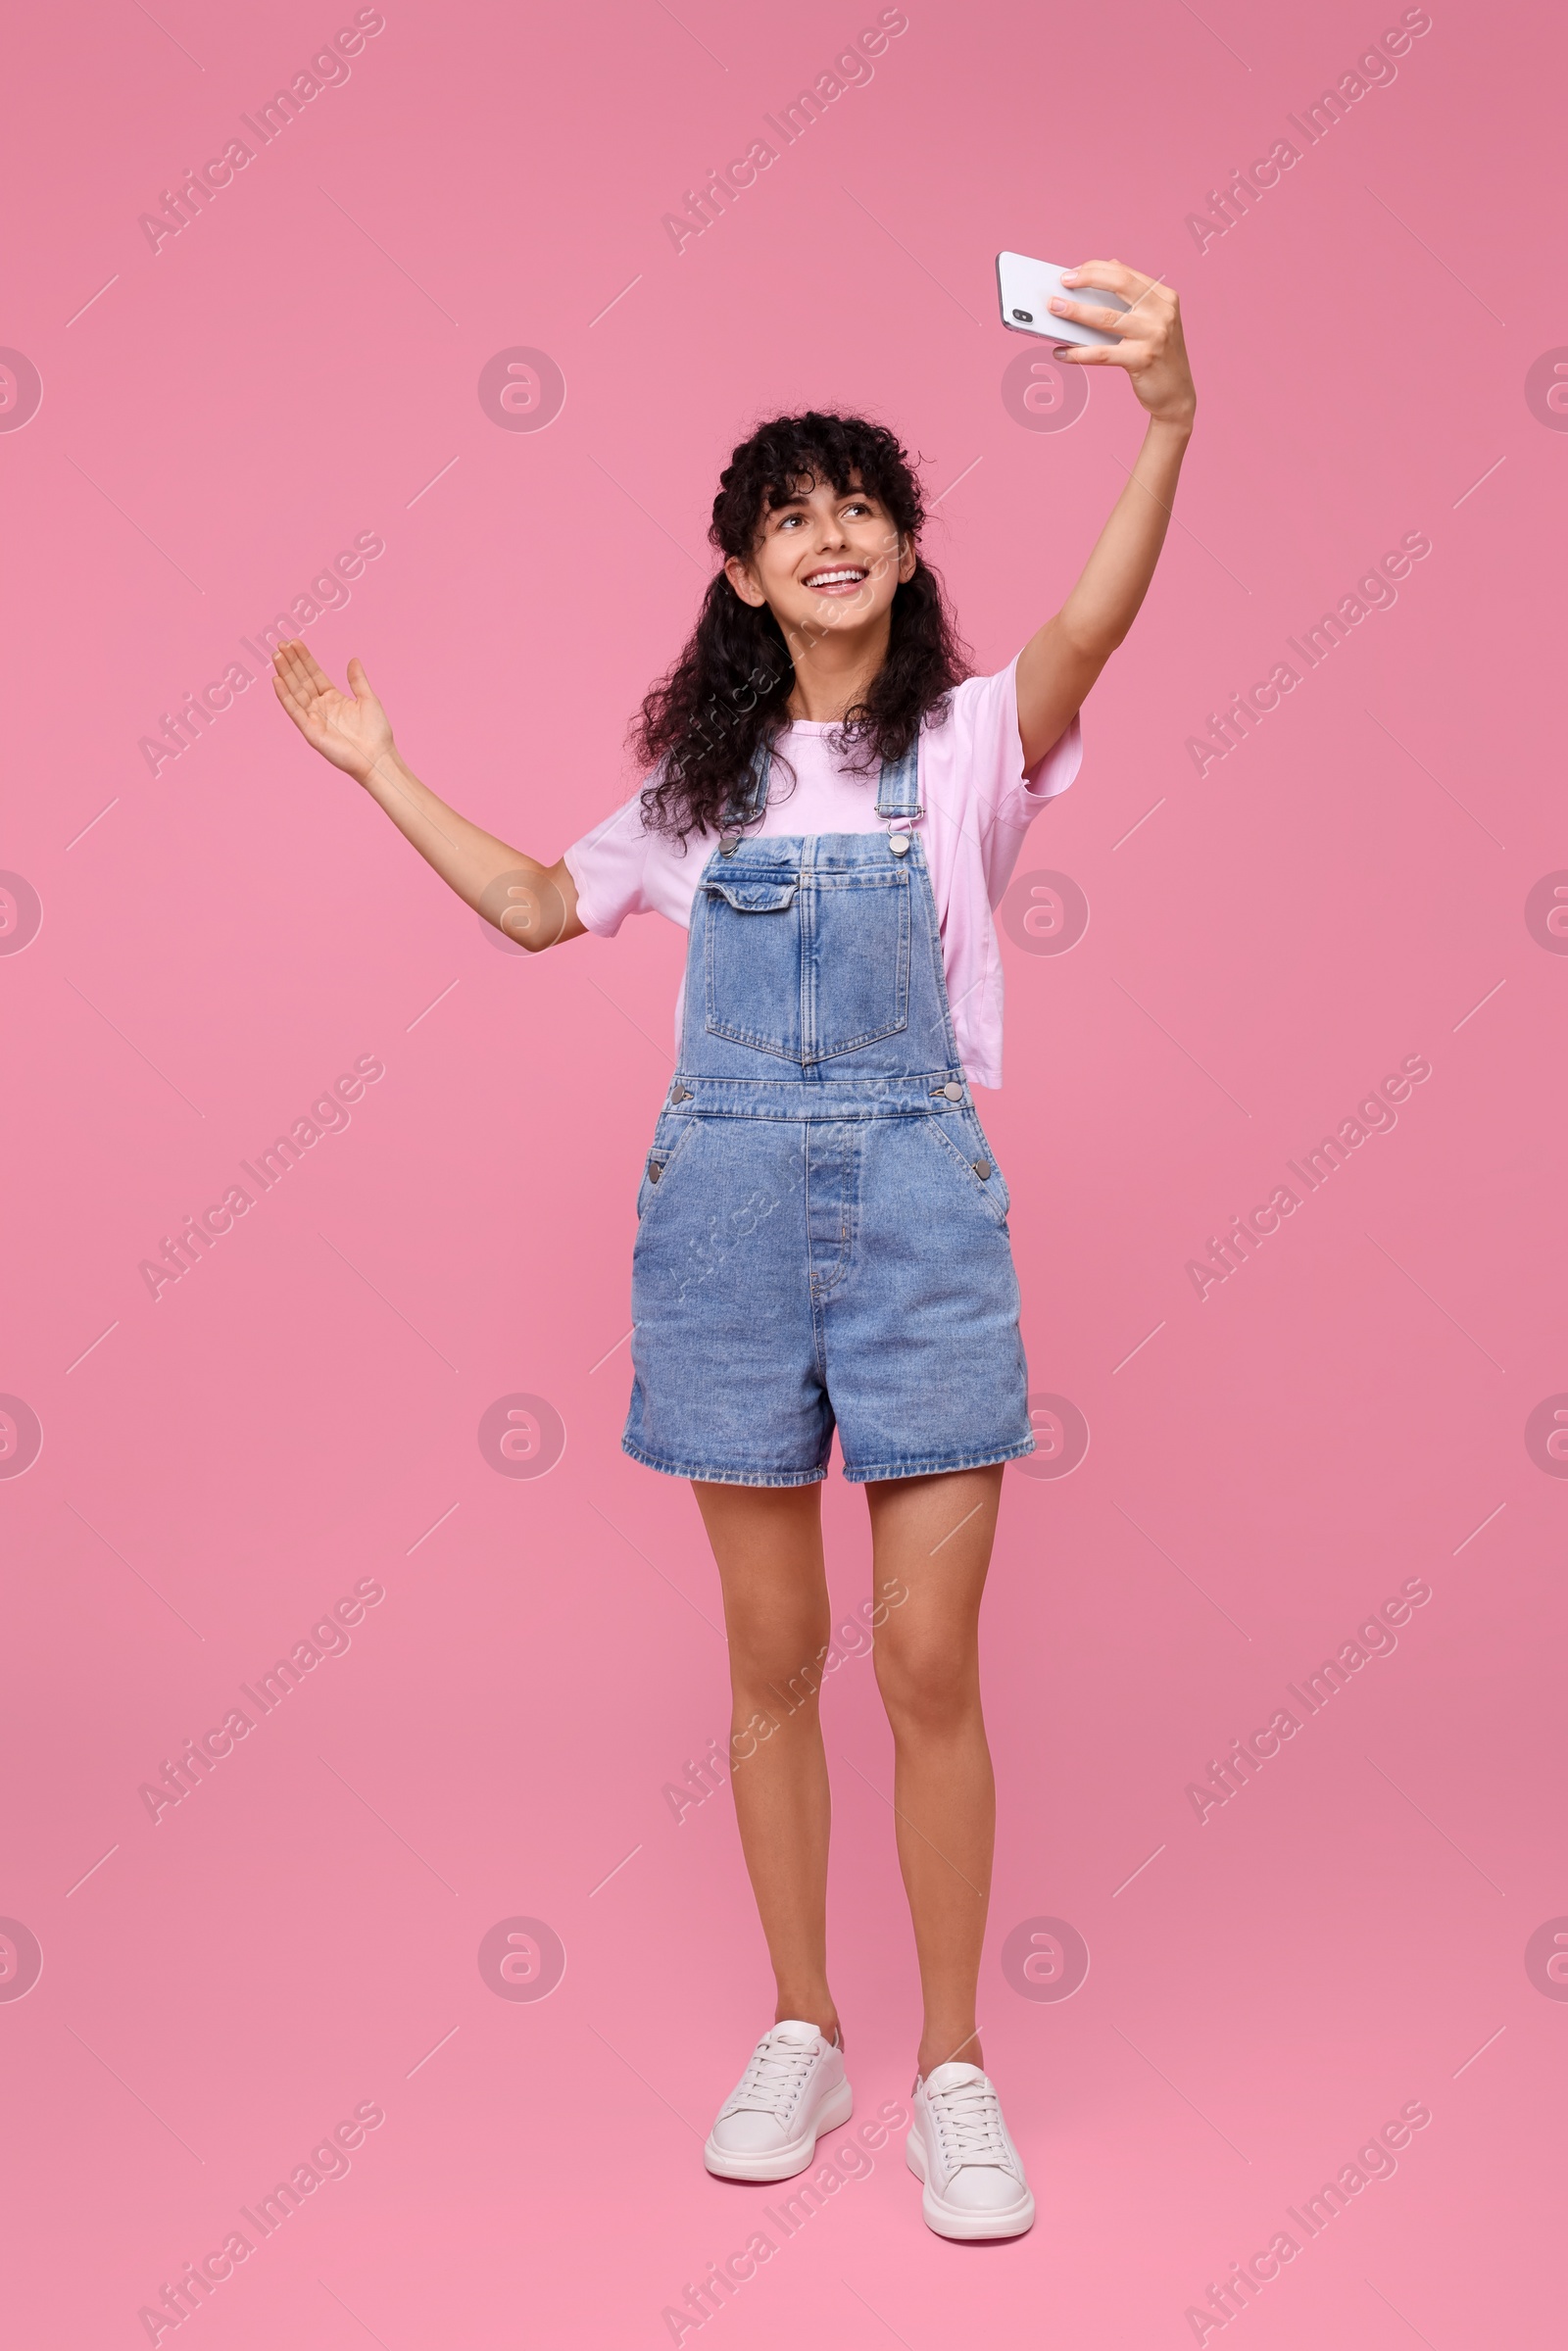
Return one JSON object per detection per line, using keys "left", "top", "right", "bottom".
{"left": 648, "top": 1161, "right": 662, "bottom": 1183}
{"left": 720, "top": 837, "right": 739, "bottom": 856}
{"left": 945, "top": 1082, "right": 963, "bottom": 1101}
{"left": 973, "top": 1160, "right": 992, "bottom": 1180}
{"left": 889, "top": 833, "right": 910, "bottom": 856}
{"left": 670, "top": 1085, "right": 691, "bottom": 1102}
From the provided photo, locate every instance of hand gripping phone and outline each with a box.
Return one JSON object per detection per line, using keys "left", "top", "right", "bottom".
{"left": 996, "top": 252, "right": 1129, "bottom": 347}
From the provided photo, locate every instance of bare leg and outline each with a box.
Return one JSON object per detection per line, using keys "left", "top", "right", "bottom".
{"left": 863, "top": 1464, "right": 1004, "bottom": 2079}
{"left": 692, "top": 1481, "right": 841, "bottom": 2047}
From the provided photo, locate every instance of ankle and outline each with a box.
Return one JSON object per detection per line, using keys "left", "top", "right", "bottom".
{"left": 917, "top": 2028, "right": 982, "bottom": 2079}
{"left": 776, "top": 2000, "right": 840, "bottom": 2049}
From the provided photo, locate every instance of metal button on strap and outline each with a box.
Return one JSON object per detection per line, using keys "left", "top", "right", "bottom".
{"left": 973, "top": 1159, "right": 992, "bottom": 1180}
{"left": 648, "top": 1160, "right": 662, "bottom": 1183}
{"left": 669, "top": 1085, "right": 692, "bottom": 1102}
{"left": 944, "top": 1082, "right": 963, "bottom": 1101}
{"left": 889, "top": 833, "right": 910, "bottom": 856}
{"left": 720, "top": 835, "right": 740, "bottom": 856}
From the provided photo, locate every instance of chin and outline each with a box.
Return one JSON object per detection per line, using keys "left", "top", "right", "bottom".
{"left": 805, "top": 595, "right": 882, "bottom": 628}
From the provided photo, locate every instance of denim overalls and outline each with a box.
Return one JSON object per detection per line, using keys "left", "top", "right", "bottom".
{"left": 622, "top": 733, "right": 1035, "bottom": 1487}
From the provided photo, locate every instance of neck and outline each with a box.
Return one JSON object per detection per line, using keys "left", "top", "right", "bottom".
{"left": 780, "top": 609, "right": 892, "bottom": 723}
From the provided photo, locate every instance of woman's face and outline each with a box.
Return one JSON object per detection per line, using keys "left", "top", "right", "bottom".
{"left": 724, "top": 472, "right": 916, "bottom": 641}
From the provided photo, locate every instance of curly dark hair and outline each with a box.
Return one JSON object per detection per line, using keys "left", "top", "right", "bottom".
{"left": 631, "top": 411, "right": 971, "bottom": 843}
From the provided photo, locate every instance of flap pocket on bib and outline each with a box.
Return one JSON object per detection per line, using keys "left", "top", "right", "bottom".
{"left": 705, "top": 877, "right": 800, "bottom": 914}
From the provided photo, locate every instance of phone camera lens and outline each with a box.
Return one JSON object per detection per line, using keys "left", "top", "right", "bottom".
{"left": 1011, "top": 308, "right": 1033, "bottom": 322}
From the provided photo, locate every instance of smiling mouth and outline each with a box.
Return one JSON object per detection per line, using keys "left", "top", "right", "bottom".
{"left": 803, "top": 565, "right": 868, "bottom": 595}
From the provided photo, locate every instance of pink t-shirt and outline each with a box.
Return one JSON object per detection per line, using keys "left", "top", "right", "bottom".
{"left": 564, "top": 653, "right": 1081, "bottom": 1090}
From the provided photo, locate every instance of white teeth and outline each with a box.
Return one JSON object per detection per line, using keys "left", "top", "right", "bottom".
{"left": 807, "top": 568, "right": 865, "bottom": 586}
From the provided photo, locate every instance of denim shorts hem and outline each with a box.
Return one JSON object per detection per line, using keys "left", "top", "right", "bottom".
{"left": 621, "top": 1437, "right": 829, "bottom": 1489}
{"left": 840, "top": 1435, "right": 1038, "bottom": 1485}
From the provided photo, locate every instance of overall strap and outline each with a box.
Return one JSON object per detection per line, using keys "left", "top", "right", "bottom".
{"left": 873, "top": 738, "right": 922, "bottom": 821}
{"left": 719, "top": 731, "right": 923, "bottom": 834}
{"left": 720, "top": 735, "right": 772, "bottom": 833}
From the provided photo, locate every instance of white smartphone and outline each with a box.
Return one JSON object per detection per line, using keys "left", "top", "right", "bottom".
{"left": 996, "top": 252, "right": 1128, "bottom": 347}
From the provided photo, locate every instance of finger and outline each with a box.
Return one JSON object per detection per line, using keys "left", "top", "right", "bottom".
{"left": 1117, "top": 280, "right": 1174, "bottom": 328}
{"left": 1063, "top": 258, "right": 1164, "bottom": 299}
{"left": 273, "top": 637, "right": 334, "bottom": 702}
{"left": 272, "top": 641, "right": 315, "bottom": 699}
{"left": 1053, "top": 343, "right": 1129, "bottom": 367}
{"left": 1064, "top": 262, "right": 1174, "bottom": 322}
{"left": 1049, "top": 297, "right": 1136, "bottom": 334}
{"left": 345, "top": 655, "right": 377, "bottom": 704}
{"left": 270, "top": 668, "right": 315, "bottom": 728}
{"left": 270, "top": 648, "right": 333, "bottom": 726}
{"left": 290, "top": 641, "right": 338, "bottom": 697}
{"left": 272, "top": 669, "right": 321, "bottom": 729}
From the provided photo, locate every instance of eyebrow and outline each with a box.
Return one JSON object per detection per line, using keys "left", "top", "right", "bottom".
{"left": 768, "top": 484, "right": 876, "bottom": 515}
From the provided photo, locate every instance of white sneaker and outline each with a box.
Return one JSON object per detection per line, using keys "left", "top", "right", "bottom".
{"left": 704, "top": 2019, "right": 853, "bottom": 2180}
{"left": 906, "top": 2061, "right": 1035, "bottom": 2238}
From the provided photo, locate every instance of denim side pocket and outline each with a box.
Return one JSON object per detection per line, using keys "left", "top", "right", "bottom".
{"left": 920, "top": 1110, "right": 1011, "bottom": 1229}
{"left": 636, "top": 1113, "right": 700, "bottom": 1220}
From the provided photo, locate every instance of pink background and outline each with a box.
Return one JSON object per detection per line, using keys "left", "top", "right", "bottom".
{"left": 3, "top": 1, "right": 1564, "bottom": 2343}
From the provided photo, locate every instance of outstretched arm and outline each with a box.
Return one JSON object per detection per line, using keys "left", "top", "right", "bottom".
{"left": 270, "top": 640, "right": 585, "bottom": 952}
{"left": 1014, "top": 261, "right": 1198, "bottom": 768}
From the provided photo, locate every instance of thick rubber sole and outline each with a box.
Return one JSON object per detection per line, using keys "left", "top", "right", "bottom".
{"left": 906, "top": 2126, "right": 1036, "bottom": 2239}
{"left": 704, "top": 2078, "right": 855, "bottom": 2181}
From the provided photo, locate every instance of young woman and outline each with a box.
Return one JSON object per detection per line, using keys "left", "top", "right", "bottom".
{"left": 272, "top": 259, "right": 1195, "bottom": 2240}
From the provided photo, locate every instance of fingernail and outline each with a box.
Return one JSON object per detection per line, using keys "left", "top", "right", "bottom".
{"left": 1048, "top": 297, "right": 1068, "bottom": 313}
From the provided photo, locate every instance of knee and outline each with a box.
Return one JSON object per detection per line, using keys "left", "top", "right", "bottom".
{"left": 728, "top": 1622, "right": 830, "bottom": 1717}
{"left": 875, "top": 1640, "right": 978, "bottom": 1735}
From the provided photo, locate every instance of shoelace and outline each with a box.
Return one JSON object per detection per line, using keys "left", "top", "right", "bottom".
{"left": 926, "top": 2078, "right": 1013, "bottom": 2171}
{"left": 724, "top": 2033, "right": 819, "bottom": 2121}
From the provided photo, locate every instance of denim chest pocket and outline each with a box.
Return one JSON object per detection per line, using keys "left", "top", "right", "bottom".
{"left": 703, "top": 876, "right": 803, "bottom": 1059}
{"left": 809, "top": 870, "right": 910, "bottom": 1058}
{"left": 703, "top": 868, "right": 910, "bottom": 1063}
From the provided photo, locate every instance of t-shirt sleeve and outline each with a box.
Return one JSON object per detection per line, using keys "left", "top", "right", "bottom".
{"left": 961, "top": 652, "right": 1083, "bottom": 814}
{"left": 562, "top": 786, "right": 659, "bottom": 938}
{"left": 944, "top": 656, "right": 1083, "bottom": 905}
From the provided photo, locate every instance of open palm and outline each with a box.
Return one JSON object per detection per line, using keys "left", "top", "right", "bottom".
{"left": 271, "top": 639, "right": 393, "bottom": 780}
